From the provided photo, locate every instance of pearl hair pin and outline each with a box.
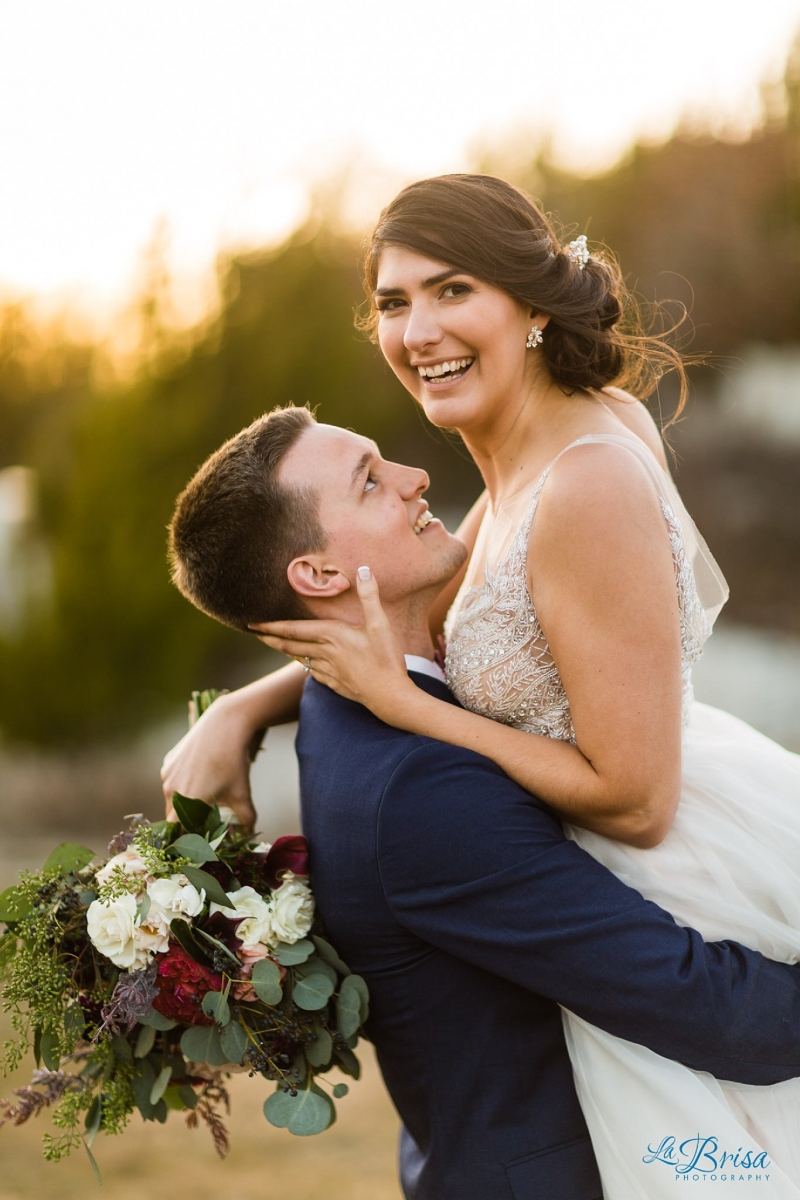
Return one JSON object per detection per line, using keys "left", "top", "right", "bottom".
{"left": 567, "top": 234, "right": 590, "bottom": 269}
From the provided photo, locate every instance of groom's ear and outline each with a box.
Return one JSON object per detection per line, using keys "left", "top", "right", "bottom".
{"left": 286, "top": 554, "right": 352, "bottom": 600}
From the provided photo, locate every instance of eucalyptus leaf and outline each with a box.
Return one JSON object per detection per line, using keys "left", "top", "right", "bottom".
{"left": 84, "top": 1139, "right": 103, "bottom": 1184}
{"left": 263, "top": 1084, "right": 334, "bottom": 1136}
{"left": 134, "top": 1023, "right": 156, "bottom": 1058}
{"left": 219, "top": 1019, "right": 248, "bottom": 1064}
{"left": 136, "top": 892, "right": 151, "bottom": 924}
{"left": 344, "top": 973, "right": 370, "bottom": 1022}
{"left": 311, "top": 935, "right": 351, "bottom": 977}
{"left": 163, "top": 1084, "right": 186, "bottom": 1111}
{"left": 180, "top": 866, "right": 231, "bottom": 910}
{"left": 201, "top": 990, "right": 230, "bottom": 1027}
{"left": 180, "top": 1023, "right": 228, "bottom": 1067}
{"left": 173, "top": 794, "right": 214, "bottom": 835}
{"left": 274, "top": 938, "right": 314, "bottom": 966}
{"left": 296, "top": 954, "right": 337, "bottom": 987}
{"left": 339, "top": 973, "right": 369, "bottom": 1023}
{"left": 202, "top": 805, "right": 224, "bottom": 835}
{"left": 208, "top": 825, "right": 229, "bottom": 851}
{"left": 169, "top": 916, "right": 214, "bottom": 966}
{"left": 132, "top": 1059, "right": 156, "bottom": 1118}
{"left": 293, "top": 972, "right": 334, "bottom": 1012}
{"left": 178, "top": 1084, "right": 199, "bottom": 1110}
{"left": 251, "top": 958, "right": 283, "bottom": 1006}
{"left": 139, "top": 1008, "right": 177, "bottom": 1031}
{"left": 0, "top": 886, "right": 33, "bottom": 923}
{"left": 150, "top": 1065, "right": 173, "bottom": 1106}
{"left": 40, "top": 1031, "right": 60, "bottom": 1070}
{"left": 305, "top": 1026, "right": 332, "bottom": 1068}
{"left": 111, "top": 1034, "right": 133, "bottom": 1063}
{"left": 336, "top": 986, "right": 361, "bottom": 1041}
{"left": 332, "top": 1082, "right": 349, "bottom": 1099}
{"left": 171, "top": 834, "right": 219, "bottom": 865}
{"left": 43, "top": 842, "right": 95, "bottom": 874}
{"left": 333, "top": 1045, "right": 361, "bottom": 1079}
{"left": 84, "top": 1095, "right": 102, "bottom": 1147}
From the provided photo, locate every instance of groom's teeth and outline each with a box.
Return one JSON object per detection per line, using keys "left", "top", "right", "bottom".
{"left": 417, "top": 358, "right": 473, "bottom": 379}
{"left": 413, "top": 511, "right": 434, "bottom": 534}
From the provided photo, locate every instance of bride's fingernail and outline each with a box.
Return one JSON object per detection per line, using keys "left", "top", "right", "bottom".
{"left": 357, "top": 566, "right": 372, "bottom": 581}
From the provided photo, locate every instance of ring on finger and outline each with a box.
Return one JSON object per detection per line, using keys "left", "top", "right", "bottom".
{"left": 303, "top": 656, "right": 312, "bottom": 674}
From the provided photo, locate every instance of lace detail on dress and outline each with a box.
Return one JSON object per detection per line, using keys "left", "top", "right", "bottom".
{"left": 659, "top": 497, "right": 711, "bottom": 712}
{"left": 445, "top": 440, "right": 713, "bottom": 742}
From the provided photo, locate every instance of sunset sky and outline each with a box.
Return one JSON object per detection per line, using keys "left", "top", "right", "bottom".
{"left": 2, "top": 0, "right": 800, "bottom": 327}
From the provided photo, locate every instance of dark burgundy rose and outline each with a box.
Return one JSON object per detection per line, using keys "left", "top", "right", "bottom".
{"left": 202, "top": 910, "right": 244, "bottom": 952}
{"left": 151, "top": 943, "right": 223, "bottom": 1025}
{"left": 263, "top": 836, "right": 309, "bottom": 890}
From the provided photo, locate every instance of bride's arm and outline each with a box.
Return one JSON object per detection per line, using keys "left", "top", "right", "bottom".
{"left": 160, "top": 660, "right": 306, "bottom": 823}
{"left": 258, "top": 446, "right": 684, "bottom": 849}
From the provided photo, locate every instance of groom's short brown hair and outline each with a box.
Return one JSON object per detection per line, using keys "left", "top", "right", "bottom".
{"left": 168, "top": 406, "right": 325, "bottom": 630}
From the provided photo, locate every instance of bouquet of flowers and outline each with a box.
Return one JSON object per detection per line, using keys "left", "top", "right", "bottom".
{"left": 0, "top": 698, "right": 368, "bottom": 1174}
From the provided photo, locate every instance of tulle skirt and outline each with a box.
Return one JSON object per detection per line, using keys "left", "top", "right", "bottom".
{"left": 565, "top": 701, "right": 800, "bottom": 1197}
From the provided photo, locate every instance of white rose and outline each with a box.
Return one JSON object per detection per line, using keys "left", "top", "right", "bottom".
{"left": 270, "top": 875, "right": 314, "bottom": 944}
{"left": 147, "top": 875, "right": 205, "bottom": 920}
{"left": 210, "top": 885, "right": 275, "bottom": 949}
{"left": 131, "top": 921, "right": 170, "bottom": 968}
{"left": 251, "top": 841, "right": 271, "bottom": 855}
{"left": 87, "top": 893, "right": 140, "bottom": 969}
{"left": 87, "top": 892, "right": 169, "bottom": 971}
{"left": 95, "top": 848, "right": 148, "bottom": 887}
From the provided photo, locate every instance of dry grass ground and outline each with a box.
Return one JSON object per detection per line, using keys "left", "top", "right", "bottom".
{"left": 0, "top": 1036, "right": 403, "bottom": 1200}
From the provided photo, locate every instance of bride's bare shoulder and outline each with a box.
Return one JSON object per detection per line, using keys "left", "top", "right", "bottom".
{"left": 601, "top": 386, "right": 670, "bottom": 472}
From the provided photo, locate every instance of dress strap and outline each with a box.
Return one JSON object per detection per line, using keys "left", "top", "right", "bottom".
{"left": 524, "top": 433, "right": 729, "bottom": 630}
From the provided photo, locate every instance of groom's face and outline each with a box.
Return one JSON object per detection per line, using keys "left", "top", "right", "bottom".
{"left": 278, "top": 423, "right": 467, "bottom": 607}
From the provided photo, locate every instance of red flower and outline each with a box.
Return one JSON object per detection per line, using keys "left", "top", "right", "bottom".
{"left": 151, "top": 943, "right": 222, "bottom": 1025}
{"left": 264, "top": 836, "right": 309, "bottom": 891}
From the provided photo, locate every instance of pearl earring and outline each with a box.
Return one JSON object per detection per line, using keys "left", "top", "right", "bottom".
{"left": 526, "top": 325, "right": 543, "bottom": 349}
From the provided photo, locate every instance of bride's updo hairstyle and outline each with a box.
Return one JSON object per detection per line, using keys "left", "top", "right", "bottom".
{"left": 359, "top": 173, "right": 687, "bottom": 415}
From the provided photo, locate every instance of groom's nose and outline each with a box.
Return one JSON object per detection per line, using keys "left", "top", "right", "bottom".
{"left": 395, "top": 462, "right": 429, "bottom": 498}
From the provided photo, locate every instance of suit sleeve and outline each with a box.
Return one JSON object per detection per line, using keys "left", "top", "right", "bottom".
{"left": 376, "top": 741, "right": 800, "bottom": 1085}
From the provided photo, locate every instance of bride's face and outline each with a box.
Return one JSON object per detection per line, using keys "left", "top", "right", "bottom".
{"left": 374, "top": 245, "right": 547, "bottom": 439}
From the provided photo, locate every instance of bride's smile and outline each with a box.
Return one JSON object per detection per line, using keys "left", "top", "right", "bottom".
{"left": 374, "top": 245, "right": 550, "bottom": 440}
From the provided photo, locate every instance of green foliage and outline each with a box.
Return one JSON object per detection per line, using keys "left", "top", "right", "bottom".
{"left": 263, "top": 1081, "right": 334, "bottom": 1136}
{"left": 0, "top": 228, "right": 477, "bottom": 748}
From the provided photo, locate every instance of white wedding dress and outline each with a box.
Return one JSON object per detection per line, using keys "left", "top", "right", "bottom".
{"left": 444, "top": 434, "right": 800, "bottom": 1197}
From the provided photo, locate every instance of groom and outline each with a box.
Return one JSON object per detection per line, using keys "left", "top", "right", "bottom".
{"left": 169, "top": 407, "right": 800, "bottom": 1200}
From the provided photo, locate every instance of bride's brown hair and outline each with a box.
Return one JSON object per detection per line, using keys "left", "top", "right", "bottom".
{"left": 358, "top": 173, "right": 688, "bottom": 419}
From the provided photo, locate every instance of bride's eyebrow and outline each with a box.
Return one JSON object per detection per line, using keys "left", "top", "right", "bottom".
{"left": 374, "top": 268, "right": 463, "bottom": 299}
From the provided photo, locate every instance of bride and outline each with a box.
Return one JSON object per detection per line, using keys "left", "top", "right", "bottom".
{"left": 162, "top": 175, "right": 800, "bottom": 1194}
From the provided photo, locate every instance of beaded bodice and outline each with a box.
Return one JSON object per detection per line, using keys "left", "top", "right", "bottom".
{"left": 444, "top": 436, "right": 717, "bottom": 744}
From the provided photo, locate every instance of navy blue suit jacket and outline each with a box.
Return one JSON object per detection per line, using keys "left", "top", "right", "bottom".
{"left": 297, "top": 673, "right": 800, "bottom": 1200}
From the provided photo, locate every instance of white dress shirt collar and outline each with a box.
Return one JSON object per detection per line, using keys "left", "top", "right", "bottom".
{"left": 404, "top": 654, "right": 446, "bottom": 683}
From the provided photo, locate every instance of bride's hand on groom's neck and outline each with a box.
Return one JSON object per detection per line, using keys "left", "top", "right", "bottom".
{"left": 254, "top": 569, "right": 417, "bottom": 725}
